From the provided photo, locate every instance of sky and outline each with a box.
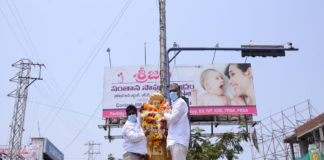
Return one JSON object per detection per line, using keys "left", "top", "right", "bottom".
{"left": 1, "top": 0, "right": 324, "bottom": 159}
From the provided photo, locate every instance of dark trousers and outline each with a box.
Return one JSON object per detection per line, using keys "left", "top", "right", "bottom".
{"left": 123, "top": 152, "right": 148, "bottom": 160}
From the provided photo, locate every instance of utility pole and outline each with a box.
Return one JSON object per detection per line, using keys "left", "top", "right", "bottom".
{"left": 85, "top": 141, "right": 101, "bottom": 160}
{"left": 159, "top": 0, "right": 167, "bottom": 98}
{"left": 7, "top": 59, "right": 44, "bottom": 160}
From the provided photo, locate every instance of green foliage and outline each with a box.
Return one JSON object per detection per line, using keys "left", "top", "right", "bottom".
{"left": 187, "top": 125, "right": 250, "bottom": 160}
{"left": 108, "top": 153, "right": 115, "bottom": 160}
{"left": 107, "top": 153, "right": 122, "bottom": 160}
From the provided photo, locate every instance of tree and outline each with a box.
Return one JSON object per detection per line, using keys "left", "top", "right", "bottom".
{"left": 187, "top": 123, "right": 250, "bottom": 160}
{"left": 107, "top": 153, "right": 124, "bottom": 160}
{"left": 108, "top": 153, "right": 115, "bottom": 160}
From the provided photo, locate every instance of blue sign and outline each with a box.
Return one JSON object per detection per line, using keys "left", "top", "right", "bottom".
{"left": 45, "top": 139, "right": 64, "bottom": 160}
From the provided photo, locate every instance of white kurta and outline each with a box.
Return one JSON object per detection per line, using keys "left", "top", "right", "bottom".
{"left": 164, "top": 98, "right": 190, "bottom": 149}
{"left": 122, "top": 120, "right": 148, "bottom": 155}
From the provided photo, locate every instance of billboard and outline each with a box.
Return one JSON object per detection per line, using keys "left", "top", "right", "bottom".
{"left": 103, "top": 64, "right": 257, "bottom": 118}
{"left": 44, "top": 139, "right": 64, "bottom": 160}
{"left": 0, "top": 145, "right": 40, "bottom": 160}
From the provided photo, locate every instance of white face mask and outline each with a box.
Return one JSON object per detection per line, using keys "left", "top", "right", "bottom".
{"left": 170, "top": 91, "right": 178, "bottom": 101}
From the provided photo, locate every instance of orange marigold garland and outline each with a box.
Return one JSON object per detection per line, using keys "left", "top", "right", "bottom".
{"left": 141, "top": 100, "right": 171, "bottom": 152}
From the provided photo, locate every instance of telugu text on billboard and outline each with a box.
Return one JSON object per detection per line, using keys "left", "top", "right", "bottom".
{"left": 103, "top": 64, "right": 257, "bottom": 118}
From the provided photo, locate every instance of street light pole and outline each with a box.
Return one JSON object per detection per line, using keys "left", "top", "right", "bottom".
{"left": 165, "top": 45, "right": 299, "bottom": 102}
{"left": 107, "top": 48, "right": 111, "bottom": 68}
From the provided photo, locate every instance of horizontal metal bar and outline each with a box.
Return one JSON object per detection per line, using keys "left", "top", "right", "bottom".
{"left": 104, "top": 135, "right": 123, "bottom": 139}
{"left": 167, "top": 47, "right": 299, "bottom": 54}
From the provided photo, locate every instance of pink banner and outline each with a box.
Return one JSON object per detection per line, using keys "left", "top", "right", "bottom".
{"left": 102, "top": 106, "right": 256, "bottom": 118}
{"left": 102, "top": 109, "right": 141, "bottom": 118}
{"left": 103, "top": 109, "right": 126, "bottom": 118}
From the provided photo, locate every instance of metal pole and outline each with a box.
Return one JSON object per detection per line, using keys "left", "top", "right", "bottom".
{"left": 212, "top": 44, "right": 219, "bottom": 64}
{"left": 159, "top": 0, "right": 167, "bottom": 98}
{"left": 107, "top": 48, "right": 112, "bottom": 68}
{"left": 307, "top": 99, "right": 312, "bottom": 119}
{"left": 38, "top": 121, "right": 41, "bottom": 137}
{"left": 290, "top": 143, "right": 296, "bottom": 160}
{"left": 281, "top": 111, "right": 288, "bottom": 160}
{"left": 7, "top": 59, "right": 44, "bottom": 160}
{"left": 144, "top": 42, "right": 147, "bottom": 66}
{"left": 85, "top": 141, "right": 101, "bottom": 160}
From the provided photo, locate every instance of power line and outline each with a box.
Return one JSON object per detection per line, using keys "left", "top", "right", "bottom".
{"left": 3, "top": 1, "right": 134, "bottom": 149}
{"left": 6, "top": 0, "right": 41, "bottom": 61}
{"left": 28, "top": 100, "right": 102, "bottom": 119}
{"left": 8, "top": 0, "right": 62, "bottom": 97}
{"left": 3, "top": 1, "right": 71, "bottom": 122}
{"left": 5, "top": 0, "right": 95, "bottom": 128}
{"left": 42, "top": 0, "right": 134, "bottom": 134}
{"left": 63, "top": 99, "right": 102, "bottom": 151}
{"left": 3, "top": 0, "right": 133, "bottom": 134}
{"left": 0, "top": 7, "right": 31, "bottom": 58}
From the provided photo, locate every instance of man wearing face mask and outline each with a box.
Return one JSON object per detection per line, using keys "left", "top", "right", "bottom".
{"left": 122, "top": 105, "right": 149, "bottom": 160}
{"left": 160, "top": 83, "right": 190, "bottom": 160}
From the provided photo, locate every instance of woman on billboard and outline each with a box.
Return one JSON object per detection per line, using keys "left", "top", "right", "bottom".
{"left": 224, "top": 63, "right": 256, "bottom": 106}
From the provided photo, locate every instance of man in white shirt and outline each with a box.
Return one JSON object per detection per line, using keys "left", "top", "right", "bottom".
{"left": 161, "top": 83, "right": 190, "bottom": 160}
{"left": 122, "top": 105, "right": 149, "bottom": 160}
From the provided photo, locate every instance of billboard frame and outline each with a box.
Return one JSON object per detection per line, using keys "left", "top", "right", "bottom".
{"left": 165, "top": 46, "right": 299, "bottom": 103}
{"left": 99, "top": 45, "right": 299, "bottom": 141}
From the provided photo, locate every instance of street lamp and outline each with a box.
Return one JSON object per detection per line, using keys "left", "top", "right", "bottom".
{"left": 241, "top": 45, "right": 286, "bottom": 57}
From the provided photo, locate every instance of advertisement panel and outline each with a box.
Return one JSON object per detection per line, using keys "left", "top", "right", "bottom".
{"left": 308, "top": 144, "right": 322, "bottom": 160}
{"left": 0, "top": 145, "right": 40, "bottom": 160}
{"left": 103, "top": 64, "right": 257, "bottom": 118}
{"left": 44, "top": 139, "right": 64, "bottom": 160}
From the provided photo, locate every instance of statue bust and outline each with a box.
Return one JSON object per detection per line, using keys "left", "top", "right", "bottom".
{"left": 148, "top": 93, "right": 164, "bottom": 109}
{"left": 141, "top": 92, "right": 171, "bottom": 160}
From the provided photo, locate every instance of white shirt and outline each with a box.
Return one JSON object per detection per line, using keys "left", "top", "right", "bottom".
{"left": 122, "top": 119, "right": 148, "bottom": 155}
{"left": 164, "top": 98, "right": 190, "bottom": 148}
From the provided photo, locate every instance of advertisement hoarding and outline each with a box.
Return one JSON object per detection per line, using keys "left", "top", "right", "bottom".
{"left": 0, "top": 145, "right": 40, "bottom": 160}
{"left": 44, "top": 139, "right": 64, "bottom": 160}
{"left": 103, "top": 64, "right": 257, "bottom": 118}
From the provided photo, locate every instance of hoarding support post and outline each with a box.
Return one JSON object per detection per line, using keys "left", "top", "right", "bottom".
{"left": 144, "top": 42, "right": 147, "bottom": 66}
{"left": 108, "top": 125, "right": 111, "bottom": 143}
{"left": 211, "top": 122, "right": 214, "bottom": 135}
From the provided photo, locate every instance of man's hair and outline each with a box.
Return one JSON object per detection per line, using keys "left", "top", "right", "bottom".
{"left": 171, "top": 83, "right": 181, "bottom": 92}
{"left": 126, "top": 105, "right": 137, "bottom": 115}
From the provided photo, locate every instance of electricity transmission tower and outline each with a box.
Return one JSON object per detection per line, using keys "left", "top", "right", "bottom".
{"left": 7, "top": 59, "right": 44, "bottom": 160}
{"left": 85, "top": 141, "right": 101, "bottom": 160}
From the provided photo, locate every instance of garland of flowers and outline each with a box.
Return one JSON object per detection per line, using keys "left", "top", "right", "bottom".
{"left": 141, "top": 100, "right": 171, "bottom": 152}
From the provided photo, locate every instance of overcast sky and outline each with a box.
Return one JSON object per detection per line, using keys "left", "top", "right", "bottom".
{"left": 1, "top": 0, "right": 324, "bottom": 159}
